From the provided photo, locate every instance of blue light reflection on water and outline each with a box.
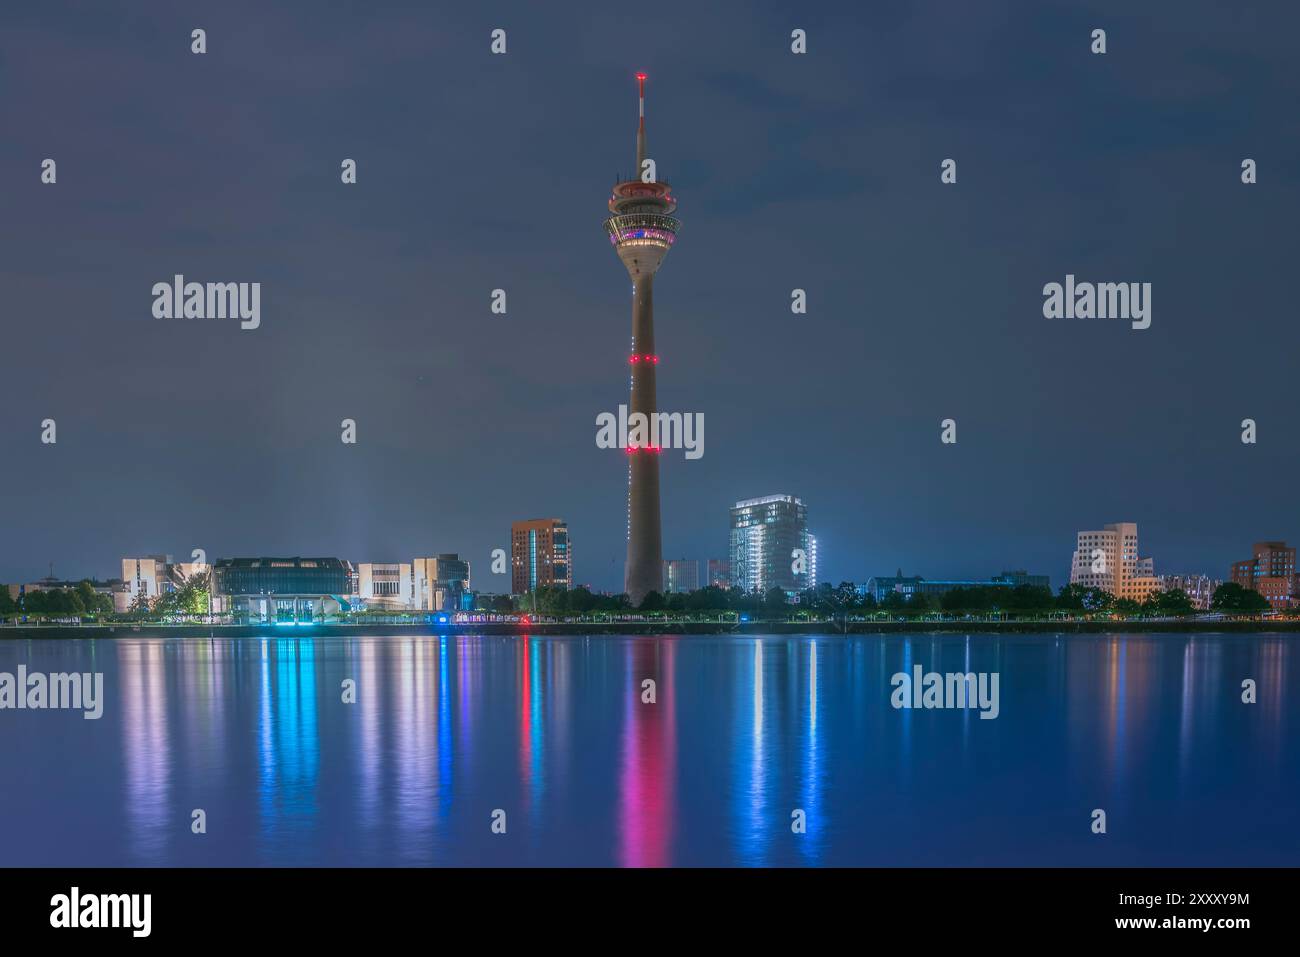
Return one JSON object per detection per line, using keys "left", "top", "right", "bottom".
{"left": 0, "top": 633, "right": 1294, "bottom": 867}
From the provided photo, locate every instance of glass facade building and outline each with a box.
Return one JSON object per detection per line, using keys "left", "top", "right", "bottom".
{"left": 212, "top": 557, "right": 357, "bottom": 622}
{"left": 729, "top": 495, "right": 816, "bottom": 595}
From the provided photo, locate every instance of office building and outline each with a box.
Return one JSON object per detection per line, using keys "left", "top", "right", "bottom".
{"left": 729, "top": 494, "right": 816, "bottom": 595}
{"left": 413, "top": 554, "right": 472, "bottom": 611}
{"left": 511, "top": 519, "right": 572, "bottom": 595}
{"left": 706, "top": 559, "right": 730, "bottom": 589}
{"left": 1069, "top": 522, "right": 1160, "bottom": 602}
{"left": 862, "top": 570, "right": 1050, "bottom": 604}
{"left": 1231, "top": 541, "right": 1298, "bottom": 610}
{"left": 211, "top": 557, "right": 357, "bottom": 622}
{"left": 662, "top": 559, "right": 699, "bottom": 594}
{"left": 121, "top": 555, "right": 207, "bottom": 613}
{"left": 357, "top": 562, "right": 413, "bottom": 610}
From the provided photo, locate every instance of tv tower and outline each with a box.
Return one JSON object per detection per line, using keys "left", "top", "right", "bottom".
{"left": 605, "top": 73, "right": 680, "bottom": 605}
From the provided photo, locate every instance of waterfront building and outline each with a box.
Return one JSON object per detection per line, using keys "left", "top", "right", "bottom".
{"left": 1069, "top": 522, "right": 1160, "bottom": 602}
{"left": 729, "top": 494, "right": 816, "bottom": 595}
{"left": 357, "top": 562, "right": 413, "bottom": 610}
{"left": 511, "top": 519, "right": 572, "bottom": 595}
{"left": 7, "top": 576, "right": 128, "bottom": 612}
{"left": 662, "top": 559, "right": 699, "bottom": 594}
{"left": 211, "top": 557, "right": 357, "bottom": 622}
{"left": 1156, "top": 574, "right": 1221, "bottom": 610}
{"left": 413, "top": 554, "right": 472, "bottom": 611}
{"left": 861, "top": 570, "right": 1050, "bottom": 604}
{"left": 993, "top": 569, "right": 1051, "bottom": 590}
{"left": 706, "top": 559, "right": 730, "bottom": 589}
{"left": 1230, "top": 541, "right": 1298, "bottom": 610}
{"left": 121, "top": 555, "right": 207, "bottom": 612}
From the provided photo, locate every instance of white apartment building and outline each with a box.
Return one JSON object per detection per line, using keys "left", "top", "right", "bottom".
{"left": 1069, "top": 522, "right": 1160, "bottom": 602}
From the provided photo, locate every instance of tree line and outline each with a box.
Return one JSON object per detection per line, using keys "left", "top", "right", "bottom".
{"left": 484, "top": 580, "right": 1278, "bottom": 618}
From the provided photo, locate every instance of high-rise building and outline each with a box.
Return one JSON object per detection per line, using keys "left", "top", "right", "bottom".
{"left": 706, "top": 559, "right": 730, "bottom": 589}
{"left": 662, "top": 559, "right": 699, "bottom": 594}
{"left": 1231, "top": 541, "right": 1297, "bottom": 610}
{"left": 606, "top": 73, "right": 679, "bottom": 605}
{"left": 729, "top": 495, "right": 816, "bottom": 595}
{"left": 511, "top": 519, "right": 572, "bottom": 595}
{"left": 1069, "top": 522, "right": 1160, "bottom": 602}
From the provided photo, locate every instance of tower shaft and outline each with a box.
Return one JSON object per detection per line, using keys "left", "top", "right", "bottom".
{"left": 625, "top": 275, "right": 662, "bottom": 602}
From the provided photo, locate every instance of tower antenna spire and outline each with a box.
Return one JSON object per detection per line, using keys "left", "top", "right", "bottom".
{"left": 635, "top": 73, "right": 647, "bottom": 174}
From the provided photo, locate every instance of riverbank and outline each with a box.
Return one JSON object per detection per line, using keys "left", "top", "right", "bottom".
{"left": 2, "top": 619, "right": 1298, "bottom": 638}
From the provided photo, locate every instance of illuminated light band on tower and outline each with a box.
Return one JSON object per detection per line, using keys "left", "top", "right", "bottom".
{"left": 604, "top": 72, "right": 679, "bottom": 605}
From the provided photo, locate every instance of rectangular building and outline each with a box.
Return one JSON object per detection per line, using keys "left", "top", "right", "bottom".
{"left": 212, "top": 557, "right": 357, "bottom": 622}
{"left": 662, "top": 559, "right": 699, "bottom": 594}
{"left": 357, "top": 562, "right": 413, "bottom": 609}
{"left": 861, "top": 571, "right": 1049, "bottom": 603}
{"left": 511, "top": 519, "right": 572, "bottom": 595}
{"left": 729, "top": 494, "right": 816, "bottom": 595}
{"left": 992, "top": 569, "right": 1051, "bottom": 590}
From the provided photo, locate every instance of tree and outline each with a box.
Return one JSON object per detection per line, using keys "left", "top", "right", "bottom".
{"left": 881, "top": 591, "right": 907, "bottom": 612}
{"left": 568, "top": 587, "right": 596, "bottom": 614}
{"left": 1056, "top": 584, "right": 1113, "bottom": 613}
{"left": 1113, "top": 597, "right": 1141, "bottom": 616}
{"left": 639, "top": 590, "right": 665, "bottom": 612}
{"left": 0, "top": 587, "right": 16, "bottom": 616}
{"left": 1004, "top": 585, "right": 1054, "bottom": 614}
{"left": 1211, "top": 582, "right": 1270, "bottom": 613}
{"left": 157, "top": 573, "right": 211, "bottom": 618}
{"left": 129, "top": 591, "right": 152, "bottom": 619}
{"left": 1144, "top": 588, "right": 1194, "bottom": 617}
{"left": 763, "top": 586, "right": 788, "bottom": 614}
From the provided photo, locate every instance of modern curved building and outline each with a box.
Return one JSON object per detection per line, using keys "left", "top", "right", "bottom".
{"left": 606, "top": 73, "right": 679, "bottom": 605}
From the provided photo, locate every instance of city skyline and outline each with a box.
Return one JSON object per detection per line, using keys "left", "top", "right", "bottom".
{"left": 3, "top": 2, "right": 1297, "bottom": 596}
{"left": 5, "top": 519, "right": 1292, "bottom": 604}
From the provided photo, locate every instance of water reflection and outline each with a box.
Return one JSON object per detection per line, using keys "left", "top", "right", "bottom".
{"left": 118, "top": 640, "right": 171, "bottom": 862}
{"left": 11, "top": 632, "right": 1284, "bottom": 867}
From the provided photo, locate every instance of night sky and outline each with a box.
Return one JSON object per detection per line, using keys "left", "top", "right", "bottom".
{"left": 2, "top": 1, "right": 1296, "bottom": 592}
